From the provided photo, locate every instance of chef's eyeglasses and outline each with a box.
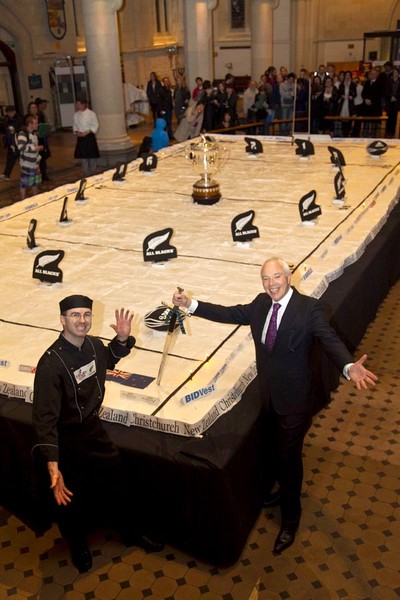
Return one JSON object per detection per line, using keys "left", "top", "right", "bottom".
{"left": 65, "top": 312, "right": 93, "bottom": 320}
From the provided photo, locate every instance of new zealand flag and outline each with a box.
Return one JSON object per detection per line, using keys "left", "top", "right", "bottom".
{"left": 106, "top": 369, "right": 155, "bottom": 389}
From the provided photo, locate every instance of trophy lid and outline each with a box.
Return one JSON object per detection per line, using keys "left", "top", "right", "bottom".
{"left": 190, "top": 134, "right": 218, "bottom": 152}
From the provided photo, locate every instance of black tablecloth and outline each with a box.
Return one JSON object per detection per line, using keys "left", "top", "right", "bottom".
{"left": 1, "top": 201, "right": 400, "bottom": 565}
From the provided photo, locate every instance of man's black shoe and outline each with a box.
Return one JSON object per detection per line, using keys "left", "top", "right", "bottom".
{"left": 273, "top": 525, "right": 298, "bottom": 555}
{"left": 70, "top": 541, "right": 93, "bottom": 573}
{"left": 123, "top": 533, "right": 165, "bottom": 553}
{"left": 263, "top": 490, "right": 281, "bottom": 508}
{"left": 137, "top": 534, "right": 165, "bottom": 553}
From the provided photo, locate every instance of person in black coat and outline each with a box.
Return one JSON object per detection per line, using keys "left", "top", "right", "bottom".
{"left": 146, "top": 71, "right": 163, "bottom": 126}
{"left": 310, "top": 75, "right": 323, "bottom": 133}
{"left": 319, "top": 77, "right": 340, "bottom": 133}
{"left": 32, "top": 295, "right": 163, "bottom": 573}
{"left": 173, "top": 75, "right": 191, "bottom": 123}
{"left": 0, "top": 105, "right": 23, "bottom": 181}
{"left": 172, "top": 257, "right": 377, "bottom": 555}
{"left": 201, "top": 80, "right": 218, "bottom": 131}
{"left": 361, "top": 67, "right": 384, "bottom": 137}
{"left": 158, "top": 76, "right": 174, "bottom": 138}
{"left": 35, "top": 98, "right": 51, "bottom": 181}
{"left": 385, "top": 67, "right": 400, "bottom": 137}
{"left": 224, "top": 83, "right": 238, "bottom": 123}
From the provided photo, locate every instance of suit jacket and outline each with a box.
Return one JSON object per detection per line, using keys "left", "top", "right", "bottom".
{"left": 362, "top": 79, "right": 383, "bottom": 116}
{"left": 195, "top": 288, "right": 353, "bottom": 416}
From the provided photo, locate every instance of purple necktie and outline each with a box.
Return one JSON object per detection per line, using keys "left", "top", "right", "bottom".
{"left": 265, "top": 303, "right": 281, "bottom": 351}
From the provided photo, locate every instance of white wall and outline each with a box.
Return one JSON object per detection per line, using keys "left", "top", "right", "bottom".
{"left": 322, "top": 40, "right": 365, "bottom": 64}
{"left": 214, "top": 46, "right": 251, "bottom": 79}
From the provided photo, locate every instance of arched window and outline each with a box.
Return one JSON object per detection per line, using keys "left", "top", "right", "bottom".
{"left": 231, "top": 0, "right": 245, "bottom": 29}
{"left": 155, "top": 0, "right": 169, "bottom": 34}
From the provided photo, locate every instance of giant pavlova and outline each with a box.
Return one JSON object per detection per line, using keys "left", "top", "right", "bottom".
{"left": 0, "top": 135, "right": 398, "bottom": 436}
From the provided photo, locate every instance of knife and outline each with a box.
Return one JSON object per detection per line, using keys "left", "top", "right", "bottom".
{"left": 156, "top": 287, "right": 184, "bottom": 385}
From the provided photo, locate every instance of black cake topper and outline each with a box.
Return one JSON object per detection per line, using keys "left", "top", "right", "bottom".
{"left": 231, "top": 210, "right": 260, "bottom": 242}
{"left": 143, "top": 228, "right": 177, "bottom": 262}
{"left": 298, "top": 190, "right": 321, "bottom": 223}
{"left": 112, "top": 162, "right": 128, "bottom": 181}
{"left": 295, "top": 138, "right": 315, "bottom": 158}
{"left": 244, "top": 137, "right": 263, "bottom": 155}
{"left": 32, "top": 249, "right": 65, "bottom": 284}
{"left": 139, "top": 153, "right": 158, "bottom": 172}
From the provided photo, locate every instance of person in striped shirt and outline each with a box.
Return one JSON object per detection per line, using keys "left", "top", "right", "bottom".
{"left": 17, "top": 114, "right": 43, "bottom": 200}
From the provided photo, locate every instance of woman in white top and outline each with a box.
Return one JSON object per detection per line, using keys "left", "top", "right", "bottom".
{"left": 337, "top": 71, "right": 357, "bottom": 137}
{"left": 72, "top": 99, "right": 100, "bottom": 177}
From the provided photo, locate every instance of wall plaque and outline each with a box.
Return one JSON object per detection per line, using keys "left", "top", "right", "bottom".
{"left": 45, "top": 0, "right": 67, "bottom": 40}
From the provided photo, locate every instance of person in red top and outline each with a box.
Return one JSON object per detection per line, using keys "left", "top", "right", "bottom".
{"left": 192, "top": 76, "right": 204, "bottom": 101}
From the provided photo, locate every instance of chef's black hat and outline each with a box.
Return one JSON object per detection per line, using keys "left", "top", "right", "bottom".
{"left": 59, "top": 295, "right": 93, "bottom": 314}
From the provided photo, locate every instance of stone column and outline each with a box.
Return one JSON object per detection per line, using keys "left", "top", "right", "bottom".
{"left": 292, "top": 0, "right": 319, "bottom": 73}
{"left": 183, "top": 0, "right": 217, "bottom": 89}
{"left": 81, "top": 0, "right": 135, "bottom": 167}
{"left": 250, "top": 0, "right": 278, "bottom": 80}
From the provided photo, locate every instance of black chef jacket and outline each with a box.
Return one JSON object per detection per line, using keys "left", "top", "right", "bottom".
{"left": 32, "top": 333, "right": 135, "bottom": 462}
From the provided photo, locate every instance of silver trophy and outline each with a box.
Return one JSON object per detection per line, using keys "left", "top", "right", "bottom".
{"left": 186, "top": 135, "right": 227, "bottom": 205}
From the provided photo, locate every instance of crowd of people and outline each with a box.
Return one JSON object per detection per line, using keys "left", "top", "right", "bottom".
{"left": 147, "top": 61, "right": 400, "bottom": 143}
{"left": 1, "top": 61, "right": 399, "bottom": 195}
{"left": 246, "top": 61, "right": 398, "bottom": 138}
{"left": 147, "top": 71, "right": 240, "bottom": 144}
{"left": 1, "top": 95, "right": 99, "bottom": 199}
{"left": 0, "top": 98, "right": 51, "bottom": 199}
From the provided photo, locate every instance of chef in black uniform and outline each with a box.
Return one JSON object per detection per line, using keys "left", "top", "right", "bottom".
{"left": 32, "top": 294, "right": 163, "bottom": 572}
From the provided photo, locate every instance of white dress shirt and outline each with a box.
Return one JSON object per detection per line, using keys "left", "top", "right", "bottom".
{"left": 261, "top": 288, "right": 293, "bottom": 345}
{"left": 72, "top": 108, "right": 99, "bottom": 135}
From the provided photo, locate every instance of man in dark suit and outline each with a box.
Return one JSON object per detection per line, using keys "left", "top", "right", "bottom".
{"left": 158, "top": 76, "right": 174, "bottom": 139}
{"left": 172, "top": 257, "right": 377, "bottom": 554}
{"left": 361, "top": 67, "right": 384, "bottom": 137}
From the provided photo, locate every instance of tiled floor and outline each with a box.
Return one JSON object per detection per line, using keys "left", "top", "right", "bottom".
{"left": 1, "top": 124, "right": 399, "bottom": 599}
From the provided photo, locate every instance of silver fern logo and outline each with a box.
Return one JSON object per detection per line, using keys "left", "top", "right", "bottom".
{"left": 146, "top": 231, "right": 170, "bottom": 251}
{"left": 231, "top": 210, "right": 259, "bottom": 242}
{"left": 334, "top": 172, "right": 346, "bottom": 200}
{"left": 37, "top": 252, "right": 62, "bottom": 268}
{"left": 143, "top": 228, "right": 177, "bottom": 263}
{"left": 328, "top": 146, "right": 346, "bottom": 167}
{"left": 299, "top": 190, "right": 321, "bottom": 222}
{"left": 33, "top": 250, "right": 65, "bottom": 283}
{"left": 27, "top": 218, "right": 38, "bottom": 250}
{"left": 303, "top": 193, "right": 314, "bottom": 211}
{"left": 235, "top": 213, "right": 253, "bottom": 232}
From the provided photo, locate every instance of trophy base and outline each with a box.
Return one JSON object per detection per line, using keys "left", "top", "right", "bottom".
{"left": 192, "top": 182, "right": 221, "bottom": 205}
